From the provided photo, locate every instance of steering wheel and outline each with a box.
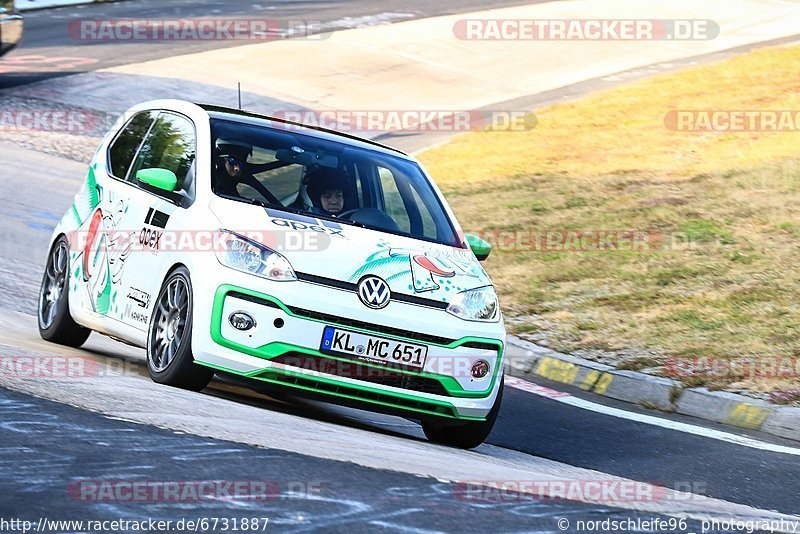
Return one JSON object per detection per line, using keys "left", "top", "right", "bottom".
{"left": 336, "top": 208, "right": 361, "bottom": 219}
{"left": 337, "top": 208, "right": 401, "bottom": 232}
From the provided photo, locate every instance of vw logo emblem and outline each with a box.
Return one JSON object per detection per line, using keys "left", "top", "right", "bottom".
{"left": 357, "top": 276, "right": 391, "bottom": 309}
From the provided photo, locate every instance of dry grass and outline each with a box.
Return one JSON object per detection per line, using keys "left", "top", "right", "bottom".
{"left": 419, "top": 44, "right": 800, "bottom": 393}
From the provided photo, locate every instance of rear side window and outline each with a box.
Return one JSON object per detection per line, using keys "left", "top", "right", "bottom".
{"left": 108, "top": 111, "right": 156, "bottom": 179}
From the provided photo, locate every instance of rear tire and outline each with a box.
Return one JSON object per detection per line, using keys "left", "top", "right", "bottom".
{"left": 147, "top": 267, "right": 213, "bottom": 391}
{"left": 38, "top": 236, "right": 91, "bottom": 347}
{"left": 422, "top": 376, "right": 504, "bottom": 449}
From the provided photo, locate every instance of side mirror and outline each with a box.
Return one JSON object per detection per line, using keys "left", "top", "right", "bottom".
{"left": 137, "top": 168, "right": 178, "bottom": 192}
{"left": 466, "top": 233, "right": 491, "bottom": 261}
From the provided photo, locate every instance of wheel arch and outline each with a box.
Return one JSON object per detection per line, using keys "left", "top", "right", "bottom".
{"left": 160, "top": 262, "right": 190, "bottom": 286}
{"left": 47, "top": 231, "right": 70, "bottom": 255}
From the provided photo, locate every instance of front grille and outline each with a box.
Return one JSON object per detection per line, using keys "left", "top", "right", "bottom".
{"left": 296, "top": 271, "right": 449, "bottom": 309}
{"left": 252, "top": 368, "right": 457, "bottom": 417}
{"left": 227, "top": 291, "right": 281, "bottom": 309}
{"left": 295, "top": 272, "right": 356, "bottom": 291}
{"left": 273, "top": 353, "right": 450, "bottom": 396}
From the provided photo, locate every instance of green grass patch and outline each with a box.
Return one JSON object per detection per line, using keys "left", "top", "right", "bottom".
{"left": 419, "top": 44, "right": 800, "bottom": 386}
{"left": 511, "top": 323, "right": 540, "bottom": 334}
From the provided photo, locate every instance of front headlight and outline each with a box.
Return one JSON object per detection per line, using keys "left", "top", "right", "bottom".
{"left": 447, "top": 286, "right": 499, "bottom": 322}
{"left": 215, "top": 230, "right": 297, "bottom": 282}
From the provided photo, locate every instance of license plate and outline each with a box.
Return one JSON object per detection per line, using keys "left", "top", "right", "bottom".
{"left": 320, "top": 326, "right": 428, "bottom": 370}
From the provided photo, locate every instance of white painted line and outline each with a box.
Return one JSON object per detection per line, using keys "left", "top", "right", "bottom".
{"left": 505, "top": 376, "right": 800, "bottom": 457}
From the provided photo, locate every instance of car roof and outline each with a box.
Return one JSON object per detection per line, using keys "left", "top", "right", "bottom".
{"left": 196, "top": 103, "right": 412, "bottom": 160}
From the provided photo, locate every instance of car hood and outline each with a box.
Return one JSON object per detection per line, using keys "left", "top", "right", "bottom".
{"left": 209, "top": 198, "right": 492, "bottom": 303}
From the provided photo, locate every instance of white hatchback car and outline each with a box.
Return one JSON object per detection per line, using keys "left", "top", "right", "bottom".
{"left": 38, "top": 99, "right": 506, "bottom": 448}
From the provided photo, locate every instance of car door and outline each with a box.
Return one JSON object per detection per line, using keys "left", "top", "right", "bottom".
{"left": 112, "top": 111, "right": 198, "bottom": 335}
{"left": 71, "top": 110, "right": 158, "bottom": 330}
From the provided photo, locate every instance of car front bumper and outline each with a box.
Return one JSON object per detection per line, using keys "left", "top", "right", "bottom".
{"left": 0, "top": 11, "right": 22, "bottom": 57}
{"left": 190, "top": 271, "right": 505, "bottom": 421}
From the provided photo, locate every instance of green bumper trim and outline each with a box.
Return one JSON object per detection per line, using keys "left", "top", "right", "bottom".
{"left": 208, "top": 284, "right": 504, "bottom": 401}
{"left": 197, "top": 360, "right": 484, "bottom": 421}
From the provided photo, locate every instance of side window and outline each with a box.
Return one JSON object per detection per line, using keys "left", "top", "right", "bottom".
{"left": 379, "top": 167, "right": 411, "bottom": 232}
{"left": 378, "top": 167, "right": 437, "bottom": 239}
{"left": 129, "top": 112, "right": 196, "bottom": 201}
{"left": 107, "top": 111, "right": 156, "bottom": 180}
{"left": 409, "top": 186, "right": 437, "bottom": 237}
{"left": 377, "top": 165, "right": 441, "bottom": 240}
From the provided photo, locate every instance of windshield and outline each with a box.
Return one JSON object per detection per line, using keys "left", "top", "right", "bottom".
{"left": 210, "top": 118, "right": 462, "bottom": 247}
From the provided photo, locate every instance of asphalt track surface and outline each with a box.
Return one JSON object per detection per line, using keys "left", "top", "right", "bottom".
{"left": 0, "top": 1, "right": 799, "bottom": 533}
{"left": 0, "top": 386, "right": 719, "bottom": 533}
{"left": 0, "top": 135, "right": 797, "bottom": 532}
{"left": 0, "top": 0, "right": 542, "bottom": 88}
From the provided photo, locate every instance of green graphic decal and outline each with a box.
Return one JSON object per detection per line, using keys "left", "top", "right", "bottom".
{"left": 68, "top": 165, "right": 134, "bottom": 317}
{"left": 71, "top": 165, "right": 101, "bottom": 226}
{"left": 348, "top": 243, "right": 489, "bottom": 297}
{"left": 95, "top": 267, "right": 112, "bottom": 315}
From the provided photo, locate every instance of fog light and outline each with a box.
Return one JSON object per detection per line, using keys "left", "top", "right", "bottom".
{"left": 229, "top": 311, "right": 256, "bottom": 331}
{"left": 471, "top": 360, "right": 490, "bottom": 379}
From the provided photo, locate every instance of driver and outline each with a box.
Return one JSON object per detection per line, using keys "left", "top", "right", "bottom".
{"left": 304, "top": 167, "right": 350, "bottom": 216}
{"left": 213, "top": 138, "right": 277, "bottom": 203}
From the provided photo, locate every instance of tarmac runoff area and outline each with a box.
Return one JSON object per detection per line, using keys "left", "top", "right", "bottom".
{"left": 15, "top": 0, "right": 800, "bottom": 145}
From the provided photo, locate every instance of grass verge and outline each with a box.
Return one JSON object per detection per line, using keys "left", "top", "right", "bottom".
{"left": 419, "top": 44, "right": 800, "bottom": 395}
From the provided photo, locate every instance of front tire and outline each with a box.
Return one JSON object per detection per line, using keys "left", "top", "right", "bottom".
{"left": 422, "top": 376, "right": 504, "bottom": 449}
{"left": 147, "top": 267, "right": 213, "bottom": 391}
{"left": 38, "top": 236, "right": 91, "bottom": 347}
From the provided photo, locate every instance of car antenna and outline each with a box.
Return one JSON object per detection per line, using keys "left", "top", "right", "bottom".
{"left": 237, "top": 82, "right": 242, "bottom": 110}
